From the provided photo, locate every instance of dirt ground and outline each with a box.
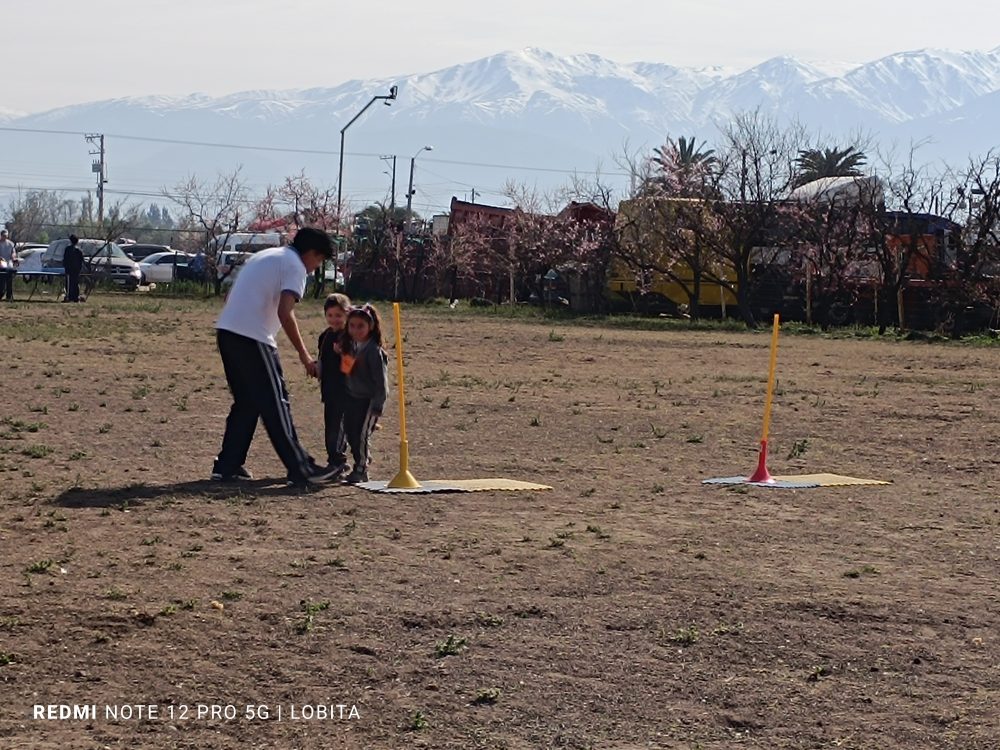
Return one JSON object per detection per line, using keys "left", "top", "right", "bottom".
{"left": 0, "top": 294, "right": 998, "bottom": 749}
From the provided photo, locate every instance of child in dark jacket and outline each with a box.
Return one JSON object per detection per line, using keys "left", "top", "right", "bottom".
{"left": 341, "top": 303, "right": 389, "bottom": 484}
{"left": 317, "top": 293, "right": 352, "bottom": 475}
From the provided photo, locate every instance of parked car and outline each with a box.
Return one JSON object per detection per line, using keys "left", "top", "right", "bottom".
{"left": 43, "top": 238, "right": 142, "bottom": 290}
{"left": 15, "top": 242, "right": 48, "bottom": 253}
{"left": 124, "top": 243, "right": 174, "bottom": 262}
{"left": 138, "top": 251, "right": 193, "bottom": 284}
{"left": 15, "top": 247, "right": 46, "bottom": 275}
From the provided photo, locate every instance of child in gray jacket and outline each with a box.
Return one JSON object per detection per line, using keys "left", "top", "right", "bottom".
{"left": 341, "top": 304, "right": 389, "bottom": 483}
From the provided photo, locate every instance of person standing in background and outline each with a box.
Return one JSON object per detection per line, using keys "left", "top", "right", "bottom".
{"left": 0, "top": 229, "right": 16, "bottom": 301}
{"left": 63, "top": 234, "right": 84, "bottom": 303}
{"left": 191, "top": 248, "right": 206, "bottom": 285}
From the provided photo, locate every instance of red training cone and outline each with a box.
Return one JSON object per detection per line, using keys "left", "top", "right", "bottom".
{"left": 747, "top": 440, "right": 774, "bottom": 484}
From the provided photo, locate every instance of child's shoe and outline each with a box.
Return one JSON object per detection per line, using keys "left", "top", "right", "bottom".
{"left": 344, "top": 468, "right": 368, "bottom": 484}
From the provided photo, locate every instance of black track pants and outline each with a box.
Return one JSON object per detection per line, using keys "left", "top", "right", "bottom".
{"left": 214, "top": 329, "right": 315, "bottom": 481}
{"left": 343, "top": 395, "right": 379, "bottom": 470}
{"left": 323, "top": 399, "right": 348, "bottom": 466}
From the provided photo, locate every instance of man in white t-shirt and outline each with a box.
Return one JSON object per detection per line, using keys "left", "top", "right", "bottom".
{"left": 212, "top": 227, "right": 339, "bottom": 486}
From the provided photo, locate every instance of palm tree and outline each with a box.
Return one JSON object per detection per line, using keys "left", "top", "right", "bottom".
{"left": 654, "top": 136, "right": 716, "bottom": 172}
{"left": 794, "top": 146, "right": 867, "bottom": 186}
{"left": 651, "top": 136, "right": 717, "bottom": 198}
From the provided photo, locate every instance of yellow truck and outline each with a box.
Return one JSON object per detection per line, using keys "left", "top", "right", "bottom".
{"left": 611, "top": 197, "right": 737, "bottom": 315}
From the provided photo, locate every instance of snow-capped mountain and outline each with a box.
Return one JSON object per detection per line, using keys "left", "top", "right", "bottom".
{"left": 3, "top": 46, "right": 1000, "bottom": 212}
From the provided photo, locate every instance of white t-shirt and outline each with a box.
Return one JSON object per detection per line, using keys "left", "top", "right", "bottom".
{"left": 215, "top": 246, "right": 307, "bottom": 347}
{"left": 0, "top": 239, "right": 15, "bottom": 265}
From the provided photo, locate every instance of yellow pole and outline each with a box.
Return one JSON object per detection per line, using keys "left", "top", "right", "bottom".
{"left": 388, "top": 302, "right": 421, "bottom": 488}
{"left": 760, "top": 313, "right": 780, "bottom": 444}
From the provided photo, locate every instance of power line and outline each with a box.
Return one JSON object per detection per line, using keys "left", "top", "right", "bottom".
{"left": 0, "top": 180, "right": 458, "bottom": 217}
{"left": 0, "top": 124, "right": 630, "bottom": 178}
{"left": 0, "top": 125, "right": 361, "bottom": 158}
{"left": 418, "top": 165, "right": 478, "bottom": 190}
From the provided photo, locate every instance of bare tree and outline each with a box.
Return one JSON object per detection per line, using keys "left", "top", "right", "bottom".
{"left": 931, "top": 151, "right": 1000, "bottom": 334}
{"left": 254, "top": 172, "right": 341, "bottom": 295}
{"left": 789, "top": 178, "right": 879, "bottom": 327}
{"left": 5, "top": 189, "right": 59, "bottom": 242}
{"left": 703, "top": 111, "right": 807, "bottom": 326}
{"left": 861, "top": 144, "right": 946, "bottom": 332}
{"left": 255, "top": 171, "right": 339, "bottom": 232}
{"left": 5, "top": 189, "right": 80, "bottom": 243}
{"left": 166, "top": 168, "right": 249, "bottom": 292}
{"left": 959, "top": 150, "right": 1000, "bottom": 278}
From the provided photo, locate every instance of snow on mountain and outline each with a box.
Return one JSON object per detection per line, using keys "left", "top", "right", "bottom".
{"left": 3, "top": 46, "right": 1000, "bottom": 210}
{"left": 811, "top": 48, "right": 1000, "bottom": 123}
{"left": 693, "top": 56, "right": 832, "bottom": 119}
{"left": 807, "top": 59, "right": 861, "bottom": 79}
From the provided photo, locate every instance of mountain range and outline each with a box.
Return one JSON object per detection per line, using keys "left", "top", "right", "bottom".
{"left": 3, "top": 46, "right": 1000, "bottom": 214}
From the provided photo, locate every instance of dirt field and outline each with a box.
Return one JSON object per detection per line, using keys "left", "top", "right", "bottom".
{"left": 1, "top": 295, "right": 998, "bottom": 749}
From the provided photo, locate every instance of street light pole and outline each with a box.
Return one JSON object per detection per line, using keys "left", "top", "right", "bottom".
{"left": 380, "top": 155, "right": 397, "bottom": 214}
{"left": 396, "top": 146, "right": 433, "bottom": 301}
{"left": 405, "top": 145, "right": 433, "bottom": 232}
{"left": 336, "top": 85, "right": 398, "bottom": 230}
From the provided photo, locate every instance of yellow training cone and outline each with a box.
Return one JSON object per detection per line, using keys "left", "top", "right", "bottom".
{"left": 356, "top": 304, "right": 550, "bottom": 494}
{"left": 387, "top": 302, "right": 421, "bottom": 489}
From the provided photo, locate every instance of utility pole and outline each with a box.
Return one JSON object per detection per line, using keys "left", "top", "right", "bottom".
{"left": 399, "top": 146, "right": 432, "bottom": 302}
{"left": 470, "top": 187, "right": 477, "bottom": 204}
{"left": 389, "top": 156, "right": 396, "bottom": 214}
{"left": 85, "top": 134, "right": 107, "bottom": 225}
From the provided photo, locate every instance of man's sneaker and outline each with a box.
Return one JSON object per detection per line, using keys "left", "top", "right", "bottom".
{"left": 304, "top": 464, "right": 343, "bottom": 485}
{"left": 325, "top": 462, "right": 350, "bottom": 479}
{"left": 211, "top": 466, "right": 253, "bottom": 482}
{"left": 344, "top": 469, "right": 369, "bottom": 484}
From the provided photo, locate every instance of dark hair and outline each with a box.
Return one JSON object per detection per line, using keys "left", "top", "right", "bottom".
{"left": 69, "top": 234, "right": 79, "bottom": 244}
{"left": 324, "top": 292, "right": 351, "bottom": 312}
{"left": 291, "top": 226, "right": 334, "bottom": 259}
{"left": 347, "top": 303, "right": 383, "bottom": 347}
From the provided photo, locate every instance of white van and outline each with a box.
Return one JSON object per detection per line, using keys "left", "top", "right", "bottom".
{"left": 208, "top": 232, "right": 282, "bottom": 256}
{"left": 208, "top": 232, "right": 282, "bottom": 287}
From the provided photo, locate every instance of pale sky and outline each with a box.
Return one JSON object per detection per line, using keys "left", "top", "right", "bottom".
{"left": 7, "top": 0, "right": 1000, "bottom": 113}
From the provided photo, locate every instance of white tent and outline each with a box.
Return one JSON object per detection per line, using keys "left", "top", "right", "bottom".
{"left": 787, "top": 175, "right": 883, "bottom": 205}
